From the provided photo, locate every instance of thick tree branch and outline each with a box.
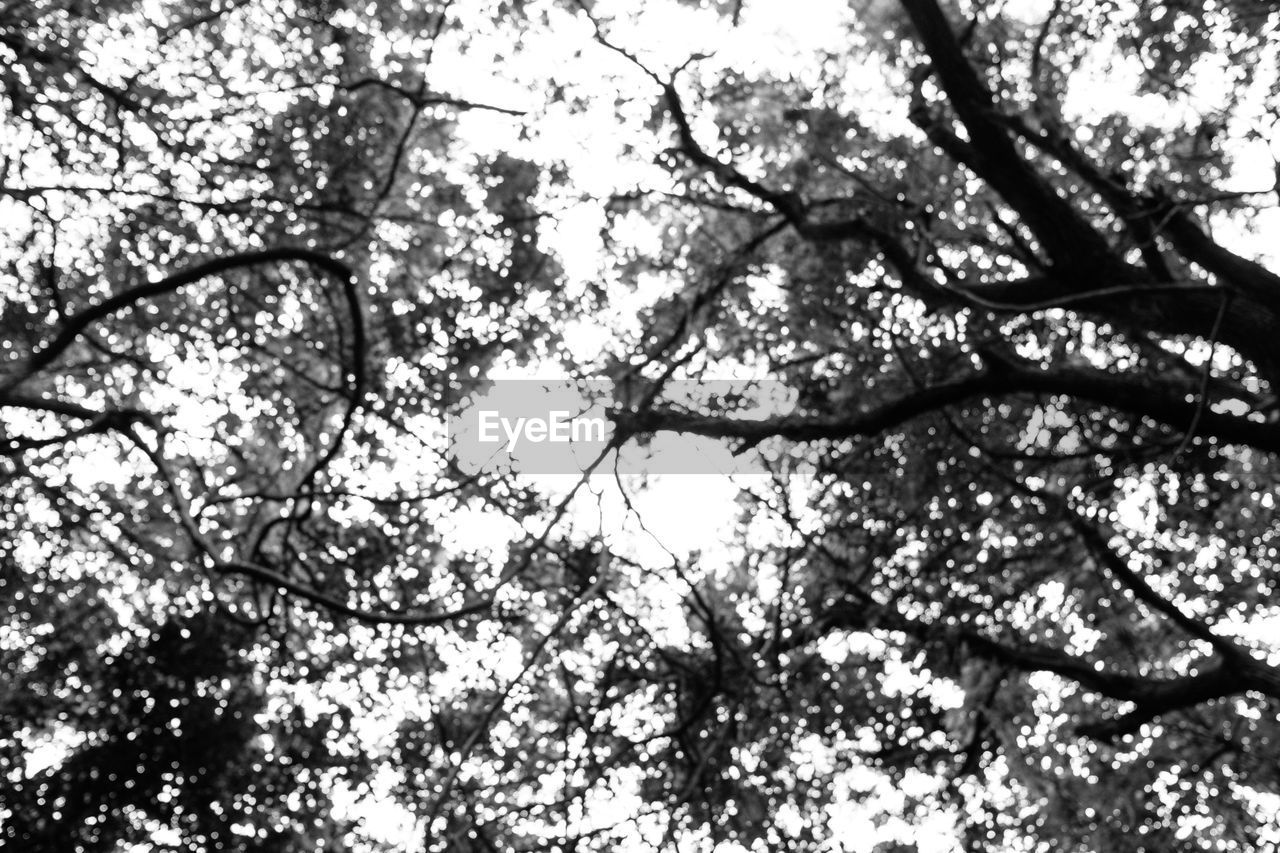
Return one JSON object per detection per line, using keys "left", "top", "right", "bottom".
{"left": 613, "top": 360, "right": 1280, "bottom": 454}
{"left": 810, "top": 600, "right": 1276, "bottom": 741}
{"left": 994, "top": 108, "right": 1280, "bottom": 380}
{"left": 899, "top": 0, "right": 1116, "bottom": 270}
{"left": 1071, "top": 517, "right": 1243, "bottom": 659}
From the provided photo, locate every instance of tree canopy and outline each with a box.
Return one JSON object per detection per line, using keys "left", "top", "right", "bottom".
{"left": 3, "top": 0, "right": 1280, "bottom": 850}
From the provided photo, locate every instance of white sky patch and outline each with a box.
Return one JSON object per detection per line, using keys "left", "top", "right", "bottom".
{"left": 19, "top": 725, "right": 88, "bottom": 777}
{"left": 437, "top": 501, "right": 525, "bottom": 559}
{"left": 1115, "top": 478, "right": 1160, "bottom": 537}
{"left": 604, "top": 475, "right": 744, "bottom": 559}
{"left": 1001, "top": 0, "right": 1057, "bottom": 25}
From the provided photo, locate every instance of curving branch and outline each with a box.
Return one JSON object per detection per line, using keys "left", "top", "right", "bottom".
{"left": 1, "top": 248, "right": 369, "bottom": 503}
{"left": 1, "top": 247, "right": 364, "bottom": 396}
{"left": 1, "top": 408, "right": 154, "bottom": 457}
{"left": 808, "top": 598, "right": 1278, "bottom": 742}
{"left": 124, "top": 425, "right": 493, "bottom": 627}
{"left": 1070, "top": 516, "right": 1244, "bottom": 659}
{"left": 611, "top": 359, "right": 1280, "bottom": 455}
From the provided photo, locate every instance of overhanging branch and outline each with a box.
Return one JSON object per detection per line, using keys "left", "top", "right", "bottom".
{"left": 612, "top": 361, "right": 1280, "bottom": 454}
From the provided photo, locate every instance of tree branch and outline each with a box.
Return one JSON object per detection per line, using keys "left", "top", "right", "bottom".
{"left": 612, "top": 360, "right": 1280, "bottom": 454}
{"left": 1, "top": 247, "right": 362, "bottom": 395}
{"left": 1070, "top": 516, "right": 1242, "bottom": 659}
{"left": 899, "top": 0, "right": 1116, "bottom": 269}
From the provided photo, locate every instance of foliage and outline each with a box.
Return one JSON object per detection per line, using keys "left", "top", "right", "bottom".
{"left": 2, "top": 0, "right": 1280, "bottom": 851}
